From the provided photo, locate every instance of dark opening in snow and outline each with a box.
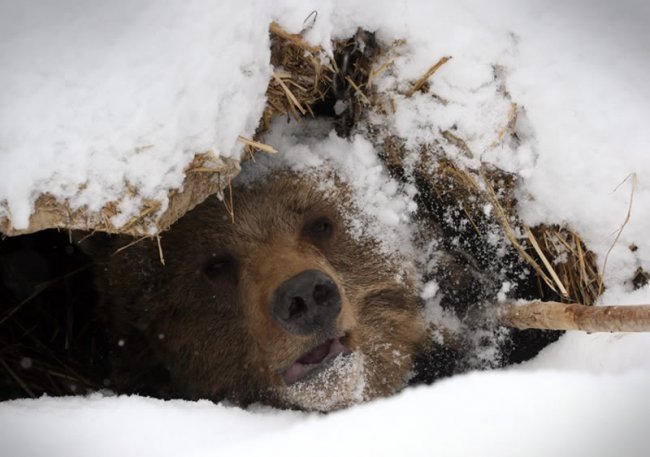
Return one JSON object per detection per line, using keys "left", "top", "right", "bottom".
{"left": 0, "top": 230, "right": 107, "bottom": 400}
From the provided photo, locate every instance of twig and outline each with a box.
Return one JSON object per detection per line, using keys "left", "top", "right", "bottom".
{"left": 156, "top": 235, "right": 165, "bottom": 266}
{"left": 345, "top": 76, "right": 370, "bottom": 104}
{"left": 489, "top": 102, "right": 518, "bottom": 149}
{"left": 368, "top": 60, "right": 394, "bottom": 87}
{"left": 301, "top": 11, "right": 318, "bottom": 33}
{"left": 406, "top": 56, "right": 452, "bottom": 97}
{"left": 121, "top": 202, "right": 161, "bottom": 231}
{"left": 113, "top": 236, "right": 148, "bottom": 255}
{"left": 236, "top": 136, "right": 278, "bottom": 154}
{"left": 0, "top": 357, "right": 36, "bottom": 398}
{"left": 76, "top": 229, "right": 98, "bottom": 244}
{"left": 599, "top": 173, "right": 637, "bottom": 295}
{"left": 188, "top": 167, "right": 229, "bottom": 173}
{"left": 441, "top": 130, "right": 474, "bottom": 158}
{"left": 223, "top": 178, "right": 235, "bottom": 224}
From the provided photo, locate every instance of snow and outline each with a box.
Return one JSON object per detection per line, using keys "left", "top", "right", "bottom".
{"left": 2, "top": 0, "right": 650, "bottom": 455}
{"left": 0, "top": 0, "right": 271, "bottom": 229}
{"left": 2, "top": 371, "right": 650, "bottom": 457}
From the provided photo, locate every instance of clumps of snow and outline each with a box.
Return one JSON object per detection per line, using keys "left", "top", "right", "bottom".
{"left": 496, "top": 281, "right": 512, "bottom": 302}
{"left": 0, "top": 1, "right": 272, "bottom": 229}
{"left": 419, "top": 279, "right": 464, "bottom": 339}
{"left": 277, "top": 352, "right": 366, "bottom": 412}
{"left": 420, "top": 281, "right": 439, "bottom": 300}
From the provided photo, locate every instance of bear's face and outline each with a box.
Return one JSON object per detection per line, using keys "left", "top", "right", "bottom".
{"left": 93, "top": 172, "right": 425, "bottom": 411}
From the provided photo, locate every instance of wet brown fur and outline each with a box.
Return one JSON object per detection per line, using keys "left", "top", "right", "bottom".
{"left": 83, "top": 172, "right": 425, "bottom": 410}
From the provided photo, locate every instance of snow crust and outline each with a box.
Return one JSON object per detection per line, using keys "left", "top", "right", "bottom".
{"left": 2, "top": 0, "right": 650, "bottom": 455}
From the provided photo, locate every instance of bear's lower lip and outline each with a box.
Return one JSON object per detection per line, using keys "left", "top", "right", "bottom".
{"left": 281, "top": 336, "right": 352, "bottom": 385}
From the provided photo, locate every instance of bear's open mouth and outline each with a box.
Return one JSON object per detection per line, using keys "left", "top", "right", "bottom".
{"left": 281, "top": 335, "right": 352, "bottom": 385}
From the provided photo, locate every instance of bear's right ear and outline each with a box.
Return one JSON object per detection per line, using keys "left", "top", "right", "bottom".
{"left": 72, "top": 230, "right": 125, "bottom": 262}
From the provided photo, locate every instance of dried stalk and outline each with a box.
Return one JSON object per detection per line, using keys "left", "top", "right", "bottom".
{"left": 236, "top": 136, "right": 278, "bottom": 154}
{"left": 406, "top": 56, "right": 452, "bottom": 97}
{"left": 269, "top": 21, "right": 322, "bottom": 53}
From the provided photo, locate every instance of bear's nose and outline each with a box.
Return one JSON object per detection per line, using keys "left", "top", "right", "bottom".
{"left": 271, "top": 269, "right": 341, "bottom": 335}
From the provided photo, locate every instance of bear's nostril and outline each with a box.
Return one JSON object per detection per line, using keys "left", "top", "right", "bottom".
{"left": 313, "top": 282, "right": 334, "bottom": 305}
{"left": 288, "top": 296, "right": 307, "bottom": 319}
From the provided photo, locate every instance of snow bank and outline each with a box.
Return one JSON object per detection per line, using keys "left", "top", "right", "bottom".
{"left": 0, "top": 0, "right": 271, "bottom": 233}
{"left": 467, "top": 0, "right": 650, "bottom": 290}
{"left": 2, "top": 371, "right": 649, "bottom": 457}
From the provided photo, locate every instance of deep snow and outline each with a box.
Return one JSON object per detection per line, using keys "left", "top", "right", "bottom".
{"left": 1, "top": 0, "right": 650, "bottom": 455}
{"left": 2, "top": 371, "right": 650, "bottom": 457}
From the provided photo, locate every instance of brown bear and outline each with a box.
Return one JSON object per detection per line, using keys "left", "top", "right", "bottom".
{"left": 82, "top": 170, "right": 435, "bottom": 412}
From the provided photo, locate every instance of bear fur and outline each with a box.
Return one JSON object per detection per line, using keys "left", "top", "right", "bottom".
{"left": 83, "top": 171, "right": 438, "bottom": 411}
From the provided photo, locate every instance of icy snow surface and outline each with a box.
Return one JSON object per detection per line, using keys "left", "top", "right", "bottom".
{"left": 2, "top": 0, "right": 650, "bottom": 455}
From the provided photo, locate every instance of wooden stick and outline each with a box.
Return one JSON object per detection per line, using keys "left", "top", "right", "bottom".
{"left": 499, "top": 301, "right": 650, "bottom": 333}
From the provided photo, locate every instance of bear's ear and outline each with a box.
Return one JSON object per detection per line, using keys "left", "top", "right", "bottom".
{"left": 72, "top": 231, "right": 128, "bottom": 262}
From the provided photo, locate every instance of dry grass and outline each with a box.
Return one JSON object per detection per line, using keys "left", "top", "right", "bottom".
{"left": 263, "top": 23, "right": 380, "bottom": 136}
{"left": 379, "top": 132, "right": 601, "bottom": 306}
{"left": 528, "top": 225, "right": 600, "bottom": 306}
{"left": 262, "top": 24, "right": 335, "bottom": 130}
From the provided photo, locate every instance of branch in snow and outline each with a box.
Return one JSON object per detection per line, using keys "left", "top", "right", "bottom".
{"left": 500, "top": 301, "right": 650, "bottom": 333}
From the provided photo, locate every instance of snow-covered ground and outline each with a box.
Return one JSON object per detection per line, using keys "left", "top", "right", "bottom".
{"left": 2, "top": 371, "right": 650, "bottom": 457}
{"left": 1, "top": 0, "right": 650, "bottom": 455}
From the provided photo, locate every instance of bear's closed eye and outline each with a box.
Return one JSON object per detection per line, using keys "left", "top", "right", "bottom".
{"left": 303, "top": 217, "right": 334, "bottom": 241}
{"left": 203, "top": 255, "right": 236, "bottom": 279}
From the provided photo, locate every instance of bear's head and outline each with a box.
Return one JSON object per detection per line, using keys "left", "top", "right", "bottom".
{"left": 83, "top": 171, "right": 429, "bottom": 411}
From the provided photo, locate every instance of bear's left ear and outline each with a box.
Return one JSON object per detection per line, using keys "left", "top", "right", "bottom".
{"left": 72, "top": 230, "right": 126, "bottom": 263}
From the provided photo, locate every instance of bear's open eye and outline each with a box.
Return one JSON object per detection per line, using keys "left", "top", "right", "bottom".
{"left": 203, "top": 255, "right": 235, "bottom": 279}
{"left": 303, "top": 217, "right": 334, "bottom": 242}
